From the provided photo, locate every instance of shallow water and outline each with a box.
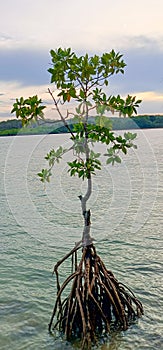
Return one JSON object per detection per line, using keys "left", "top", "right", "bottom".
{"left": 0, "top": 129, "right": 163, "bottom": 349}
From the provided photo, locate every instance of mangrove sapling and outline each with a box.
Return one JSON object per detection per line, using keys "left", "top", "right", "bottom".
{"left": 11, "top": 48, "right": 144, "bottom": 349}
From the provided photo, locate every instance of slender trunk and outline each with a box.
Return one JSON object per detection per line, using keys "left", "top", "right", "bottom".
{"left": 79, "top": 101, "right": 93, "bottom": 247}
{"left": 79, "top": 177, "right": 93, "bottom": 246}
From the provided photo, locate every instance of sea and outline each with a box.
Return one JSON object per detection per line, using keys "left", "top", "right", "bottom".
{"left": 0, "top": 129, "right": 162, "bottom": 350}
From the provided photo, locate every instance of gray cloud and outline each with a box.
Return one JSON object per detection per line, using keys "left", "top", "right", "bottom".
{"left": 0, "top": 112, "right": 11, "bottom": 119}
{"left": 109, "top": 36, "right": 163, "bottom": 95}
{"left": 0, "top": 33, "right": 13, "bottom": 42}
{"left": 0, "top": 38, "right": 163, "bottom": 94}
{"left": 0, "top": 48, "right": 50, "bottom": 86}
{"left": 0, "top": 38, "right": 163, "bottom": 117}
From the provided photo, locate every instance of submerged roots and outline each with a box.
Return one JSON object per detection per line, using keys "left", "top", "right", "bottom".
{"left": 49, "top": 245, "right": 143, "bottom": 349}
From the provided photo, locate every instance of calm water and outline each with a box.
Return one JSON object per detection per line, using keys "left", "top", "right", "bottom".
{"left": 0, "top": 129, "right": 163, "bottom": 350}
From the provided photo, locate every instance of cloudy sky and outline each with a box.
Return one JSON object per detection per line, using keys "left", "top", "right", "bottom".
{"left": 0, "top": 0, "right": 163, "bottom": 120}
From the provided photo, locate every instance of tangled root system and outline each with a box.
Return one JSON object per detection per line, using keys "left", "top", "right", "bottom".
{"left": 49, "top": 244, "right": 143, "bottom": 349}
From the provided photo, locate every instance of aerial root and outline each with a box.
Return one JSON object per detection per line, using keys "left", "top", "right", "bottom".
{"left": 49, "top": 244, "right": 143, "bottom": 349}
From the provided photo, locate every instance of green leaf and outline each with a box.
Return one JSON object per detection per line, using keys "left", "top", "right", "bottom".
{"left": 37, "top": 168, "right": 52, "bottom": 183}
{"left": 122, "top": 145, "right": 127, "bottom": 154}
{"left": 115, "top": 156, "right": 121, "bottom": 163}
{"left": 11, "top": 95, "right": 46, "bottom": 126}
{"left": 79, "top": 89, "right": 85, "bottom": 99}
{"left": 106, "top": 157, "right": 113, "bottom": 164}
{"left": 124, "top": 132, "right": 137, "bottom": 141}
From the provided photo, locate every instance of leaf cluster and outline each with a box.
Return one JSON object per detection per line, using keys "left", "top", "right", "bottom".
{"left": 37, "top": 168, "right": 52, "bottom": 183}
{"left": 68, "top": 151, "right": 101, "bottom": 180}
{"left": 92, "top": 90, "right": 142, "bottom": 117}
{"left": 48, "top": 48, "right": 126, "bottom": 103}
{"left": 37, "top": 146, "right": 66, "bottom": 183}
{"left": 11, "top": 47, "right": 142, "bottom": 184}
{"left": 108, "top": 94, "right": 142, "bottom": 117}
{"left": 45, "top": 146, "right": 67, "bottom": 166}
{"left": 71, "top": 123, "right": 137, "bottom": 171}
{"left": 48, "top": 48, "right": 142, "bottom": 120}
{"left": 104, "top": 131, "right": 137, "bottom": 165}
{"left": 11, "top": 95, "right": 46, "bottom": 126}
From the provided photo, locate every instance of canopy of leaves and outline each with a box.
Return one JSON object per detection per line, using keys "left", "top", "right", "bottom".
{"left": 48, "top": 48, "right": 141, "bottom": 117}
{"left": 11, "top": 95, "right": 46, "bottom": 126}
{"left": 11, "top": 48, "right": 142, "bottom": 182}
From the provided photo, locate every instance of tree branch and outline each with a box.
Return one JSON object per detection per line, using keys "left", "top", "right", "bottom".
{"left": 48, "top": 88, "right": 75, "bottom": 139}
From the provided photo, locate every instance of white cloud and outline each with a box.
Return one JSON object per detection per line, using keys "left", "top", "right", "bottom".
{"left": 1, "top": 0, "right": 163, "bottom": 51}
{"left": 139, "top": 91, "right": 163, "bottom": 102}
{"left": 133, "top": 91, "right": 163, "bottom": 114}
{"left": 1, "top": 79, "right": 163, "bottom": 121}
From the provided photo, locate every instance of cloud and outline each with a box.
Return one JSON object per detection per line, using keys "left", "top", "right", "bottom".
{"left": 0, "top": 33, "right": 13, "bottom": 42}
{"left": 0, "top": 48, "right": 50, "bottom": 86}
{"left": 135, "top": 91, "right": 163, "bottom": 114}
{"left": 109, "top": 37, "right": 163, "bottom": 95}
{"left": 0, "top": 36, "right": 163, "bottom": 119}
{"left": 1, "top": 36, "right": 163, "bottom": 90}
{"left": 1, "top": 0, "right": 163, "bottom": 52}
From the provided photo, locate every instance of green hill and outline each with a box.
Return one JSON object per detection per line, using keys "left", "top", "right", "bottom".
{"left": 0, "top": 115, "right": 163, "bottom": 136}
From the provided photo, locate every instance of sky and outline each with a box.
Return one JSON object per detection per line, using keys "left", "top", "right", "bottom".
{"left": 0, "top": 0, "right": 163, "bottom": 120}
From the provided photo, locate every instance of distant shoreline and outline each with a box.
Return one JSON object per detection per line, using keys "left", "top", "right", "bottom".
{"left": 0, "top": 115, "right": 163, "bottom": 137}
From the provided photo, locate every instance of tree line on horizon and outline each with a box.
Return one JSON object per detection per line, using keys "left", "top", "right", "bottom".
{"left": 0, "top": 114, "right": 163, "bottom": 136}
